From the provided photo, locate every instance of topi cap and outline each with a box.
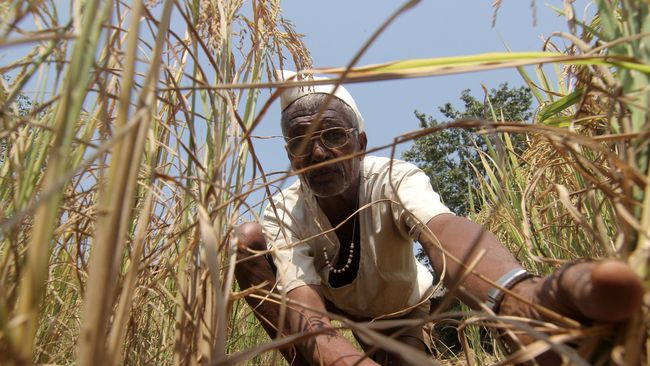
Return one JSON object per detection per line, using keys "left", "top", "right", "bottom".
{"left": 276, "top": 70, "right": 365, "bottom": 132}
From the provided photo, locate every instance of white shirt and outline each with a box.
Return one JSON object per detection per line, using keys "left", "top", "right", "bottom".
{"left": 263, "top": 156, "right": 452, "bottom": 318}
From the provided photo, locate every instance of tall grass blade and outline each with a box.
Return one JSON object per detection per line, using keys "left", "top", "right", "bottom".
{"left": 11, "top": 0, "right": 108, "bottom": 363}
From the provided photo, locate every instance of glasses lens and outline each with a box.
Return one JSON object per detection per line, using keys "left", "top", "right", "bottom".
{"left": 287, "top": 137, "right": 311, "bottom": 157}
{"left": 322, "top": 128, "right": 349, "bottom": 148}
{"left": 286, "top": 128, "right": 352, "bottom": 157}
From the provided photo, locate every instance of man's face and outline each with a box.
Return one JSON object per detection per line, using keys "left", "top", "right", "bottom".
{"left": 283, "top": 97, "right": 367, "bottom": 198}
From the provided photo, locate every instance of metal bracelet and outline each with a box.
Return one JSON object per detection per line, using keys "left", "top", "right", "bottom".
{"left": 485, "top": 268, "right": 533, "bottom": 313}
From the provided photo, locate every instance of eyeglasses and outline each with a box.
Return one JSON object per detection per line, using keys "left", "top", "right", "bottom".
{"left": 285, "top": 127, "right": 356, "bottom": 158}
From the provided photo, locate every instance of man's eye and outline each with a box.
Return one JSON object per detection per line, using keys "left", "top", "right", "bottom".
{"left": 289, "top": 138, "right": 306, "bottom": 147}
{"left": 324, "top": 130, "right": 346, "bottom": 143}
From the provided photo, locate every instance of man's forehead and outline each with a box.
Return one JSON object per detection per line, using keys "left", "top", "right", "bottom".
{"left": 284, "top": 97, "right": 349, "bottom": 121}
{"left": 285, "top": 114, "right": 350, "bottom": 134}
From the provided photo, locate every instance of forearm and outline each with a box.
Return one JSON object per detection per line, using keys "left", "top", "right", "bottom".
{"left": 418, "top": 215, "right": 643, "bottom": 365}
{"left": 420, "top": 216, "right": 643, "bottom": 321}
{"left": 288, "top": 286, "right": 378, "bottom": 366}
{"left": 420, "top": 213, "right": 522, "bottom": 307}
{"left": 300, "top": 329, "right": 376, "bottom": 366}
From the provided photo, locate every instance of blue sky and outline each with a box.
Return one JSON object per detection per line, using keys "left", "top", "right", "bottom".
{"left": 248, "top": 0, "right": 592, "bottom": 208}
{"left": 1, "top": 1, "right": 591, "bottom": 218}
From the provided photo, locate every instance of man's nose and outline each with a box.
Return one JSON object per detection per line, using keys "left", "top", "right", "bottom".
{"left": 310, "top": 139, "right": 329, "bottom": 161}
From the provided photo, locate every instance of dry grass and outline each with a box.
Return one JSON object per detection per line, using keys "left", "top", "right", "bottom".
{"left": 0, "top": 0, "right": 648, "bottom": 365}
{"left": 1, "top": 0, "right": 311, "bottom": 364}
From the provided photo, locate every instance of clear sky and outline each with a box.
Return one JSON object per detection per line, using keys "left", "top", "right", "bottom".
{"left": 3, "top": 0, "right": 591, "bottom": 216}
{"left": 248, "top": 0, "right": 592, "bottom": 209}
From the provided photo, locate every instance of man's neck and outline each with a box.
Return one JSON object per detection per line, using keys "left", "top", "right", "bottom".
{"left": 316, "top": 183, "right": 359, "bottom": 227}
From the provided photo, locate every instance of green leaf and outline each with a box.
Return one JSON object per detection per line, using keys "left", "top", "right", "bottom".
{"left": 541, "top": 115, "right": 576, "bottom": 128}
{"left": 538, "top": 88, "right": 585, "bottom": 123}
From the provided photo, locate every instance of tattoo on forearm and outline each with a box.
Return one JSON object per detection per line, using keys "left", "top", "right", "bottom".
{"left": 297, "top": 313, "right": 338, "bottom": 361}
{"left": 306, "top": 316, "right": 336, "bottom": 337}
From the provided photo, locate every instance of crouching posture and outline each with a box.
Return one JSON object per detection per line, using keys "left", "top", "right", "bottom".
{"left": 234, "top": 73, "right": 643, "bottom": 365}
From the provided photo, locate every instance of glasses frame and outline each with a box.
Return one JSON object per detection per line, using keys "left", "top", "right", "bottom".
{"left": 285, "top": 127, "right": 357, "bottom": 158}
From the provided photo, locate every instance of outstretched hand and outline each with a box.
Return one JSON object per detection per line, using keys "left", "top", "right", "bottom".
{"left": 422, "top": 215, "right": 643, "bottom": 362}
{"left": 499, "top": 260, "right": 644, "bottom": 363}
{"left": 502, "top": 260, "right": 644, "bottom": 323}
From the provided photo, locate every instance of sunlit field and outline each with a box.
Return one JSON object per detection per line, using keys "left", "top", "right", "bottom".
{"left": 0, "top": 1, "right": 648, "bottom": 365}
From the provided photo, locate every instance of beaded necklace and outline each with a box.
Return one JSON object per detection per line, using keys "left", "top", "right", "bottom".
{"left": 323, "top": 214, "right": 357, "bottom": 274}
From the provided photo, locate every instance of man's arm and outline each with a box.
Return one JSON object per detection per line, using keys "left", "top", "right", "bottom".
{"left": 419, "top": 213, "right": 522, "bottom": 308}
{"left": 287, "top": 285, "right": 378, "bottom": 366}
{"left": 419, "top": 213, "right": 643, "bottom": 320}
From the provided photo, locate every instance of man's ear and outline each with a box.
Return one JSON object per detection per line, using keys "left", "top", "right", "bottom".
{"left": 357, "top": 131, "right": 368, "bottom": 152}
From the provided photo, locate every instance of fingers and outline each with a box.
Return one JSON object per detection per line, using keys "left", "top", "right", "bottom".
{"left": 562, "top": 260, "right": 644, "bottom": 322}
{"left": 497, "top": 261, "right": 643, "bottom": 365}
{"left": 500, "top": 260, "right": 644, "bottom": 324}
{"left": 534, "top": 260, "right": 645, "bottom": 323}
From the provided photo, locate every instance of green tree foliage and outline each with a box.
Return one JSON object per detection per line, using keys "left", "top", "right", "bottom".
{"left": 403, "top": 83, "right": 533, "bottom": 217}
{"left": 404, "top": 84, "right": 533, "bottom": 357}
{"left": 1, "top": 76, "right": 35, "bottom": 166}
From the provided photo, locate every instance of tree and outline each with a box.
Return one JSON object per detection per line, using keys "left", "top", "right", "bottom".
{"left": 403, "top": 84, "right": 533, "bottom": 357}
{"left": 1, "top": 75, "right": 36, "bottom": 166}
{"left": 402, "top": 83, "right": 533, "bottom": 217}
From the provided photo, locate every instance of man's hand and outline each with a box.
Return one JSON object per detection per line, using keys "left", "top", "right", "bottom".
{"left": 420, "top": 214, "right": 645, "bottom": 363}
{"left": 420, "top": 214, "right": 644, "bottom": 322}
{"left": 496, "top": 260, "right": 644, "bottom": 364}
{"left": 502, "top": 260, "right": 644, "bottom": 323}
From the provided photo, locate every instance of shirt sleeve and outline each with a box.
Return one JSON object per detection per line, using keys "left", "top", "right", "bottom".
{"left": 387, "top": 160, "right": 453, "bottom": 240}
{"left": 262, "top": 196, "right": 322, "bottom": 293}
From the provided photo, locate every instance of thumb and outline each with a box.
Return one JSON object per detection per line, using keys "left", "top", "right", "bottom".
{"left": 555, "top": 260, "right": 644, "bottom": 322}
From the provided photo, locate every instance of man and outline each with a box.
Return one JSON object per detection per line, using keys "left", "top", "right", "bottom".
{"left": 234, "top": 72, "right": 644, "bottom": 365}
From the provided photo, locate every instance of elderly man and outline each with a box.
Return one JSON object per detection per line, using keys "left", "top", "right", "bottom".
{"left": 234, "top": 74, "right": 644, "bottom": 366}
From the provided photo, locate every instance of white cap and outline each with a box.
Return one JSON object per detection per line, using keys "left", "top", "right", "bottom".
{"left": 276, "top": 70, "right": 365, "bottom": 132}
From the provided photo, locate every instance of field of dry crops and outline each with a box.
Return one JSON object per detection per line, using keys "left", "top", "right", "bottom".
{"left": 0, "top": 0, "right": 648, "bottom": 365}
